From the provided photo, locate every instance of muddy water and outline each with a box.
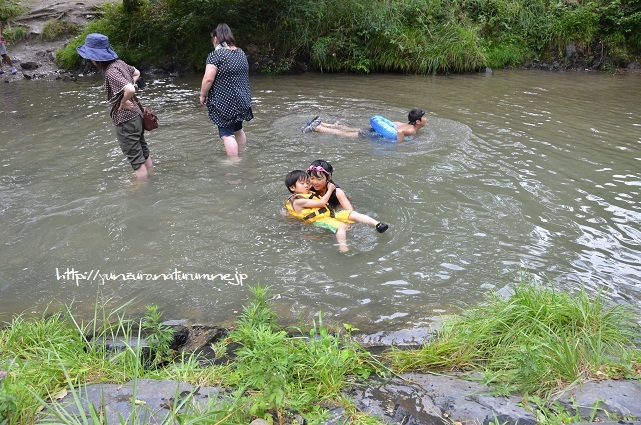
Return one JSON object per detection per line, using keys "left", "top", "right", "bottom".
{"left": 1, "top": 70, "right": 640, "bottom": 332}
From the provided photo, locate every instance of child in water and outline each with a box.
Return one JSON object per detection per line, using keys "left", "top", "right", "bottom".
{"left": 285, "top": 170, "right": 388, "bottom": 252}
{"left": 307, "top": 159, "right": 353, "bottom": 211}
{"left": 302, "top": 109, "right": 428, "bottom": 143}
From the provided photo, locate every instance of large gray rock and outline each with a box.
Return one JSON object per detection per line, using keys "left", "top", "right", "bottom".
{"left": 39, "top": 379, "right": 228, "bottom": 424}
{"left": 351, "top": 373, "right": 536, "bottom": 425}
{"left": 39, "top": 376, "right": 641, "bottom": 424}
{"left": 350, "top": 374, "right": 641, "bottom": 425}
{"left": 556, "top": 380, "right": 641, "bottom": 419}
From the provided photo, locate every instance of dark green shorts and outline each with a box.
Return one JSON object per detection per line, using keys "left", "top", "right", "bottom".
{"left": 115, "top": 115, "right": 149, "bottom": 170}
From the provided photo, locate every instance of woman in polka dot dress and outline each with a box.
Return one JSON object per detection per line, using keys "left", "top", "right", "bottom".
{"left": 199, "top": 23, "right": 254, "bottom": 159}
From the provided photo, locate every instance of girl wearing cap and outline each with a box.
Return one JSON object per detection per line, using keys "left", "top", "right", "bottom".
{"left": 77, "top": 33, "right": 153, "bottom": 178}
{"left": 199, "top": 23, "right": 253, "bottom": 159}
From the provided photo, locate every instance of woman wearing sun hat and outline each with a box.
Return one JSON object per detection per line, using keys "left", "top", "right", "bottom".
{"left": 77, "top": 33, "right": 153, "bottom": 178}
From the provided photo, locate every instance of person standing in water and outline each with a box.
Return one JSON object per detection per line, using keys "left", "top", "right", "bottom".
{"left": 199, "top": 23, "right": 253, "bottom": 160}
{"left": 77, "top": 33, "right": 153, "bottom": 178}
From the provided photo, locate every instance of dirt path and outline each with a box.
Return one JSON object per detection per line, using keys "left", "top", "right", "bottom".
{"left": 2, "top": 0, "right": 114, "bottom": 80}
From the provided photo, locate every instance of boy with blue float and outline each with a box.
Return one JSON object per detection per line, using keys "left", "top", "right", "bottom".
{"left": 302, "top": 108, "right": 428, "bottom": 143}
{"left": 285, "top": 170, "right": 388, "bottom": 252}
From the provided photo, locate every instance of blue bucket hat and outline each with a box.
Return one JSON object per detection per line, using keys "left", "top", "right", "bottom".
{"left": 77, "top": 33, "right": 118, "bottom": 61}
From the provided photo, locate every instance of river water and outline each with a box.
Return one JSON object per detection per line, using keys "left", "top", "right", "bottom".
{"left": 1, "top": 70, "right": 640, "bottom": 333}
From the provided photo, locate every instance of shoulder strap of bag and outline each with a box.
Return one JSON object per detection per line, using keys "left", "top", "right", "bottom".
{"left": 133, "top": 95, "right": 145, "bottom": 113}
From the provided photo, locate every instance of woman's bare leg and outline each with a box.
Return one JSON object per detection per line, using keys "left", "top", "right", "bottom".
{"left": 221, "top": 135, "right": 239, "bottom": 157}
{"left": 234, "top": 129, "right": 246, "bottom": 145}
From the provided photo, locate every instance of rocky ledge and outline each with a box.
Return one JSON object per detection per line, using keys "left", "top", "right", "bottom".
{"left": 41, "top": 373, "right": 641, "bottom": 425}
{"left": 37, "top": 321, "right": 641, "bottom": 425}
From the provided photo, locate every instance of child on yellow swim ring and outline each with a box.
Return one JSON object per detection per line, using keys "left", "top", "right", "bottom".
{"left": 285, "top": 170, "right": 388, "bottom": 252}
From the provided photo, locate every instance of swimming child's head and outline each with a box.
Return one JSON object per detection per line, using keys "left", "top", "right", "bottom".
{"left": 307, "top": 160, "right": 333, "bottom": 179}
{"left": 408, "top": 108, "right": 426, "bottom": 125}
{"left": 285, "top": 170, "right": 310, "bottom": 193}
{"left": 307, "top": 160, "right": 334, "bottom": 192}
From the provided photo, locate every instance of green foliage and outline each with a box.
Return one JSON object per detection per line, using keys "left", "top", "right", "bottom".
{"left": 0, "top": 287, "right": 386, "bottom": 424}
{"left": 520, "top": 394, "right": 615, "bottom": 424}
{"left": 141, "top": 305, "right": 175, "bottom": 366}
{"left": 221, "top": 286, "right": 385, "bottom": 419}
{"left": 484, "top": 41, "right": 530, "bottom": 68}
{"left": 56, "top": 17, "right": 114, "bottom": 69}
{"left": 0, "top": 0, "right": 24, "bottom": 21}
{"left": 0, "top": 297, "right": 177, "bottom": 424}
{"left": 1, "top": 25, "right": 26, "bottom": 43}
{"left": 0, "top": 376, "right": 16, "bottom": 425}
{"left": 50, "top": 0, "right": 641, "bottom": 74}
{"left": 386, "top": 272, "right": 641, "bottom": 396}
{"left": 41, "top": 20, "right": 79, "bottom": 42}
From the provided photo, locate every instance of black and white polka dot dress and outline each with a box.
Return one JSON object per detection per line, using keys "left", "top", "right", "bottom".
{"left": 206, "top": 48, "right": 254, "bottom": 128}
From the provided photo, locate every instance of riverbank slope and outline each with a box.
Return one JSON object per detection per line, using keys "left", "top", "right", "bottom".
{"left": 3, "top": 0, "right": 641, "bottom": 82}
{"left": 1, "top": 0, "right": 111, "bottom": 80}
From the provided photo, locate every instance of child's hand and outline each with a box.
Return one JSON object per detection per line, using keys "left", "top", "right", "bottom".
{"left": 327, "top": 182, "right": 336, "bottom": 192}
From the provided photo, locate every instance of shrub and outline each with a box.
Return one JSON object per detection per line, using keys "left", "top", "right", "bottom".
{"left": 41, "top": 20, "right": 79, "bottom": 42}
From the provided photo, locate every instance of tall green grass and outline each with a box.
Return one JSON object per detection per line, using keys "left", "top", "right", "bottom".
{"left": 41, "top": 20, "right": 79, "bottom": 42}
{"left": 0, "top": 286, "right": 386, "bottom": 424}
{"left": 0, "top": 0, "right": 24, "bottom": 21}
{"left": 53, "top": 0, "right": 641, "bottom": 74}
{"left": 0, "top": 298, "right": 175, "bottom": 424}
{"left": 212, "top": 285, "right": 385, "bottom": 420}
{"left": 386, "top": 273, "right": 641, "bottom": 396}
{"left": 2, "top": 280, "right": 639, "bottom": 424}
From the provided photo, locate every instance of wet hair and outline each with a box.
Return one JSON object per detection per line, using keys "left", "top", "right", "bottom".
{"left": 211, "top": 23, "right": 236, "bottom": 47}
{"left": 307, "top": 159, "right": 333, "bottom": 180}
{"left": 408, "top": 108, "right": 426, "bottom": 124}
{"left": 285, "top": 170, "right": 309, "bottom": 193}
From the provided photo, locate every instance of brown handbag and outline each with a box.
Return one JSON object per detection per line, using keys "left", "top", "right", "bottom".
{"left": 133, "top": 95, "right": 158, "bottom": 131}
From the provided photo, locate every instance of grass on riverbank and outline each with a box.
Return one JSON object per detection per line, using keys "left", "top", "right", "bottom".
{"left": 0, "top": 286, "right": 386, "bottom": 424}
{"left": 386, "top": 273, "right": 641, "bottom": 397}
{"left": 1, "top": 278, "right": 640, "bottom": 424}
{"left": 46, "top": 0, "right": 641, "bottom": 74}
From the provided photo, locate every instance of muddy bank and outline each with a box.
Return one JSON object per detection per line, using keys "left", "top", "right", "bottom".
{"left": 1, "top": 0, "right": 111, "bottom": 81}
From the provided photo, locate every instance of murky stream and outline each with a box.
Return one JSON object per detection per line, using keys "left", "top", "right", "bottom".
{"left": 1, "top": 70, "right": 640, "bottom": 332}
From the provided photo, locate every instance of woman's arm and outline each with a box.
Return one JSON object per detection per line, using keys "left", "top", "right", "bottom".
{"left": 199, "top": 64, "right": 218, "bottom": 105}
{"left": 118, "top": 83, "right": 136, "bottom": 111}
{"left": 132, "top": 67, "right": 140, "bottom": 83}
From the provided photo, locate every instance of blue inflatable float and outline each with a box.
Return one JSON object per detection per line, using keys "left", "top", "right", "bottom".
{"left": 370, "top": 115, "right": 398, "bottom": 141}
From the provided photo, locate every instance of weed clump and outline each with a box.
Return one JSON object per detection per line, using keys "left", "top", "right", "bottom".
{"left": 386, "top": 273, "right": 641, "bottom": 396}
